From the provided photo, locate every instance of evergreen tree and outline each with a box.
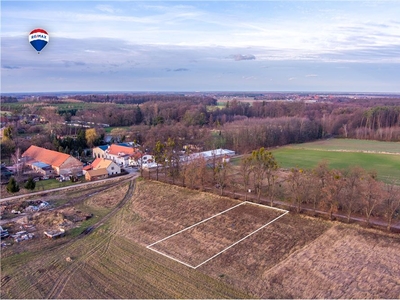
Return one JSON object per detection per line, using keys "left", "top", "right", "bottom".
{"left": 7, "top": 177, "right": 20, "bottom": 193}
{"left": 24, "top": 177, "right": 36, "bottom": 191}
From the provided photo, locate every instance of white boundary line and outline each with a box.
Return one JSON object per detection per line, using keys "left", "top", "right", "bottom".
{"left": 194, "top": 210, "right": 288, "bottom": 269}
{"left": 244, "top": 201, "right": 289, "bottom": 213}
{"left": 146, "top": 201, "right": 289, "bottom": 269}
{"left": 147, "top": 202, "right": 246, "bottom": 248}
{"left": 147, "top": 246, "right": 197, "bottom": 269}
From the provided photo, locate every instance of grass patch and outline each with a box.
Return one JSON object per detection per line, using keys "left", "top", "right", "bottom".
{"left": 34, "top": 177, "right": 84, "bottom": 191}
{"left": 271, "top": 147, "right": 400, "bottom": 182}
{"left": 290, "top": 138, "right": 400, "bottom": 154}
{"left": 104, "top": 125, "right": 131, "bottom": 134}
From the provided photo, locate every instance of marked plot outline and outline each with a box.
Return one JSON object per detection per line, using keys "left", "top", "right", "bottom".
{"left": 147, "top": 201, "right": 288, "bottom": 269}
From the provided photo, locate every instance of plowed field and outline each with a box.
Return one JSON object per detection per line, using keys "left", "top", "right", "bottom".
{"left": 2, "top": 179, "right": 399, "bottom": 299}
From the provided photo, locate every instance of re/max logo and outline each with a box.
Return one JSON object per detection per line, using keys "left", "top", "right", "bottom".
{"left": 31, "top": 34, "right": 47, "bottom": 39}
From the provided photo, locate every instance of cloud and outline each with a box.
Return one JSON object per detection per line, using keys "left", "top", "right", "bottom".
{"left": 306, "top": 74, "right": 318, "bottom": 77}
{"left": 166, "top": 68, "right": 189, "bottom": 72}
{"left": 96, "top": 5, "right": 120, "bottom": 14}
{"left": 2, "top": 65, "right": 20, "bottom": 70}
{"left": 288, "top": 77, "right": 296, "bottom": 81}
{"left": 62, "top": 60, "right": 86, "bottom": 67}
{"left": 242, "top": 76, "right": 257, "bottom": 80}
{"left": 231, "top": 54, "right": 256, "bottom": 61}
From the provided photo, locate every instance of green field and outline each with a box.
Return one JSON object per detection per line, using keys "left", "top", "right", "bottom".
{"left": 289, "top": 138, "right": 400, "bottom": 154}
{"left": 271, "top": 139, "right": 400, "bottom": 183}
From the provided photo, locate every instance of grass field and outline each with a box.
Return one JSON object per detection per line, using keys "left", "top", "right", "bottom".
{"left": 271, "top": 139, "right": 400, "bottom": 183}
{"left": 2, "top": 180, "right": 400, "bottom": 299}
{"left": 289, "top": 138, "right": 400, "bottom": 154}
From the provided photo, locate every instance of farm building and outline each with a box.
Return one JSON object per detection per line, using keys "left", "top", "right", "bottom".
{"left": 31, "top": 162, "right": 54, "bottom": 177}
{"left": 83, "top": 158, "right": 121, "bottom": 176}
{"left": 92, "top": 145, "right": 109, "bottom": 159}
{"left": 22, "top": 145, "right": 83, "bottom": 177}
{"left": 85, "top": 168, "right": 108, "bottom": 181}
{"left": 92, "top": 143, "right": 140, "bottom": 167}
{"left": 129, "top": 154, "right": 155, "bottom": 168}
{"left": 184, "top": 149, "right": 235, "bottom": 164}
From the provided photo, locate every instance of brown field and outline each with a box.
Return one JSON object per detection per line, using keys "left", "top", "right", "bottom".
{"left": 149, "top": 203, "right": 285, "bottom": 267}
{"left": 1, "top": 179, "right": 400, "bottom": 299}
{"left": 258, "top": 225, "right": 400, "bottom": 298}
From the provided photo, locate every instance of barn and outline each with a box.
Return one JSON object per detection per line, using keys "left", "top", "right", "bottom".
{"left": 22, "top": 145, "right": 83, "bottom": 177}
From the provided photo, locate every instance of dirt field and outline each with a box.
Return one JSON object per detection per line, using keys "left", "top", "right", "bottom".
{"left": 259, "top": 225, "right": 400, "bottom": 298}
{"left": 149, "top": 203, "right": 285, "bottom": 267}
{"left": 2, "top": 179, "right": 399, "bottom": 299}
{"left": 118, "top": 180, "right": 400, "bottom": 298}
{"left": 120, "top": 181, "right": 242, "bottom": 245}
{"left": 1, "top": 179, "right": 249, "bottom": 299}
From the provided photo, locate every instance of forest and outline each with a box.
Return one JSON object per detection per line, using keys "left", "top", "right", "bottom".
{"left": 1, "top": 94, "right": 399, "bottom": 161}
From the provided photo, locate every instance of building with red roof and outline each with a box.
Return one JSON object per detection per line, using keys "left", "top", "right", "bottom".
{"left": 92, "top": 143, "right": 140, "bottom": 167}
{"left": 22, "top": 145, "right": 83, "bottom": 177}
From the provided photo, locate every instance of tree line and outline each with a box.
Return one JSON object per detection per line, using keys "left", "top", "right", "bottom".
{"left": 145, "top": 145, "right": 400, "bottom": 232}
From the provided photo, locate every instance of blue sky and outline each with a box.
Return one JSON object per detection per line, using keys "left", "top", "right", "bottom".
{"left": 1, "top": 0, "right": 400, "bottom": 93}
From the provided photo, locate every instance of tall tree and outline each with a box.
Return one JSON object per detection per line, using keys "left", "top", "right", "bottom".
{"left": 341, "top": 166, "right": 365, "bottom": 222}
{"left": 3, "top": 126, "right": 14, "bottom": 140}
{"left": 383, "top": 183, "right": 400, "bottom": 231}
{"left": 214, "top": 160, "right": 231, "bottom": 196}
{"left": 240, "top": 155, "right": 252, "bottom": 200}
{"left": 183, "top": 159, "right": 198, "bottom": 189}
{"left": 85, "top": 128, "right": 99, "bottom": 148}
{"left": 195, "top": 156, "right": 208, "bottom": 191}
{"left": 321, "top": 169, "right": 345, "bottom": 220}
{"left": 250, "top": 147, "right": 278, "bottom": 201}
{"left": 11, "top": 148, "right": 23, "bottom": 181}
{"left": 153, "top": 141, "right": 165, "bottom": 181}
{"left": 310, "top": 161, "right": 330, "bottom": 215}
{"left": 362, "top": 172, "right": 384, "bottom": 226}
{"left": 288, "top": 168, "right": 313, "bottom": 213}
{"left": 164, "top": 137, "right": 179, "bottom": 184}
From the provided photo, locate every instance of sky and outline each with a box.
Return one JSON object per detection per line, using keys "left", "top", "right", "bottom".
{"left": 1, "top": 0, "right": 400, "bottom": 93}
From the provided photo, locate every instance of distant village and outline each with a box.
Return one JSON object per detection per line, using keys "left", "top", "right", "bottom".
{"left": 2, "top": 143, "right": 235, "bottom": 183}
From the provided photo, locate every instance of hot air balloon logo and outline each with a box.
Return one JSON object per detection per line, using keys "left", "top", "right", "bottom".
{"left": 29, "top": 28, "right": 49, "bottom": 53}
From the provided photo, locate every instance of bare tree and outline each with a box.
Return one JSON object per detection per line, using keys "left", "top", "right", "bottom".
{"left": 153, "top": 141, "right": 165, "bottom": 181}
{"left": 240, "top": 155, "right": 252, "bottom": 200}
{"left": 164, "top": 137, "right": 179, "bottom": 184}
{"left": 362, "top": 172, "right": 384, "bottom": 226}
{"left": 214, "top": 160, "right": 231, "bottom": 195}
{"left": 11, "top": 148, "right": 24, "bottom": 181}
{"left": 183, "top": 160, "right": 198, "bottom": 189}
{"left": 288, "top": 168, "right": 313, "bottom": 213}
{"left": 321, "top": 169, "right": 345, "bottom": 220}
{"left": 195, "top": 156, "right": 208, "bottom": 191}
{"left": 179, "top": 148, "right": 190, "bottom": 187}
{"left": 310, "top": 161, "right": 330, "bottom": 215}
{"left": 250, "top": 147, "right": 278, "bottom": 201}
{"left": 383, "top": 183, "right": 400, "bottom": 231}
{"left": 341, "top": 166, "right": 365, "bottom": 222}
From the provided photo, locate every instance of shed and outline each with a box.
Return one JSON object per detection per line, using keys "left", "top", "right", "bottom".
{"left": 85, "top": 168, "right": 108, "bottom": 181}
